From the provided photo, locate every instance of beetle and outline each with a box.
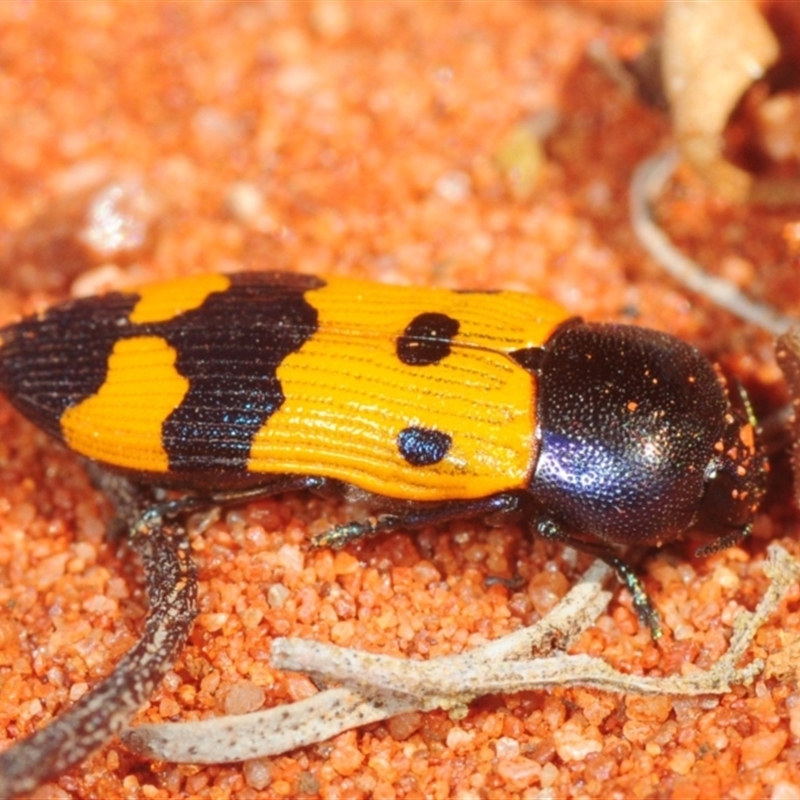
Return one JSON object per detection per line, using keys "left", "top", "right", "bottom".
{"left": 0, "top": 271, "right": 764, "bottom": 606}
{"left": 0, "top": 270, "right": 766, "bottom": 794}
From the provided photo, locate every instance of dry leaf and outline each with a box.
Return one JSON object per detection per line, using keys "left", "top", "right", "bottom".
{"left": 662, "top": 0, "right": 779, "bottom": 201}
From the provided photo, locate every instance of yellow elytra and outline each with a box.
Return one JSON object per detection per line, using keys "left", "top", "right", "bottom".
{"left": 1, "top": 272, "right": 569, "bottom": 501}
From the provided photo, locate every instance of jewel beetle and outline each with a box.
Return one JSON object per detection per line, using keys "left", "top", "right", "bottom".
{"left": 0, "top": 270, "right": 768, "bottom": 796}
{"left": 0, "top": 270, "right": 765, "bottom": 626}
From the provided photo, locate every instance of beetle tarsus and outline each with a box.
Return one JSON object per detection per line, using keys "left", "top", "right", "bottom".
{"left": 605, "top": 554, "right": 663, "bottom": 640}
{"left": 314, "top": 515, "right": 399, "bottom": 548}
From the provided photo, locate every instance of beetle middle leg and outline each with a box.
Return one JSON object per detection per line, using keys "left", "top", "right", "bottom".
{"left": 313, "top": 492, "right": 524, "bottom": 549}
{"left": 165, "top": 478, "right": 524, "bottom": 551}
{"left": 207, "top": 474, "right": 339, "bottom": 505}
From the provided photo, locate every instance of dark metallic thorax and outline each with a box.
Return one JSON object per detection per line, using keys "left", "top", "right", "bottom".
{"left": 530, "top": 322, "right": 731, "bottom": 545}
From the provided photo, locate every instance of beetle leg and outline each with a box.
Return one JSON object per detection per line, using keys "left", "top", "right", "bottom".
{"left": 89, "top": 465, "right": 343, "bottom": 523}
{"left": 535, "top": 518, "right": 662, "bottom": 639}
{"left": 206, "top": 474, "right": 338, "bottom": 505}
{"left": 95, "top": 472, "right": 344, "bottom": 535}
{"left": 694, "top": 522, "right": 752, "bottom": 557}
{"left": 87, "top": 463, "right": 214, "bottom": 537}
{"left": 314, "top": 492, "right": 523, "bottom": 549}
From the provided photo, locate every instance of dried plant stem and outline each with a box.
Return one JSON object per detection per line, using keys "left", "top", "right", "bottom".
{"left": 123, "top": 546, "right": 798, "bottom": 765}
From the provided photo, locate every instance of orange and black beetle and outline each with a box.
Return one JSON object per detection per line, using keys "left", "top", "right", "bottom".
{"left": 0, "top": 270, "right": 767, "bottom": 795}
{"left": 0, "top": 271, "right": 765, "bottom": 611}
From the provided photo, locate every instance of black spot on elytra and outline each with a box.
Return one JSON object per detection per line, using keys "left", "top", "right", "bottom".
{"left": 510, "top": 317, "right": 584, "bottom": 375}
{"left": 397, "top": 426, "right": 452, "bottom": 466}
{"left": 396, "top": 312, "right": 459, "bottom": 366}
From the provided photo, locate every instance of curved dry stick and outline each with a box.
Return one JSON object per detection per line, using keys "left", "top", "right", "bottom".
{"left": 629, "top": 151, "right": 794, "bottom": 336}
{"left": 0, "top": 510, "right": 197, "bottom": 798}
{"left": 122, "top": 546, "right": 800, "bottom": 765}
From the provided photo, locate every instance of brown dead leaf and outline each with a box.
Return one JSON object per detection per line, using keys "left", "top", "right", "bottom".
{"left": 662, "top": 0, "right": 779, "bottom": 201}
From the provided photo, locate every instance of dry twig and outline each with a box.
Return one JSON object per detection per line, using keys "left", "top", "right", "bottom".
{"left": 123, "top": 546, "right": 798, "bottom": 765}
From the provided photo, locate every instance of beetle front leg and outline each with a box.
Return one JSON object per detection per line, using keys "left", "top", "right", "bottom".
{"left": 535, "top": 518, "right": 662, "bottom": 639}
